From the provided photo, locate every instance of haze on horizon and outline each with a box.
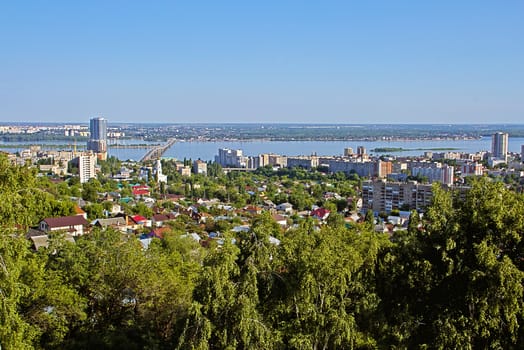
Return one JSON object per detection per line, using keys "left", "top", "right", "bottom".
{"left": 1, "top": 1, "right": 523, "bottom": 124}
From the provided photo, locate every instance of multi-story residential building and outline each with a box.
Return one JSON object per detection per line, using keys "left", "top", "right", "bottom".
{"left": 411, "top": 164, "right": 454, "bottom": 185}
{"left": 267, "top": 153, "right": 286, "bottom": 167}
{"left": 286, "top": 156, "right": 319, "bottom": 170}
{"left": 87, "top": 117, "right": 108, "bottom": 160}
{"left": 78, "top": 153, "right": 97, "bottom": 184}
{"left": 193, "top": 160, "right": 208, "bottom": 175}
{"left": 325, "top": 158, "right": 392, "bottom": 178}
{"left": 460, "top": 162, "right": 484, "bottom": 177}
{"left": 179, "top": 166, "right": 191, "bottom": 177}
{"left": 361, "top": 180, "right": 434, "bottom": 213}
{"left": 215, "top": 148, "right": 248, "bottom": 168}
{"left": 492, "top": 132, "right": 509, "bottom": 161}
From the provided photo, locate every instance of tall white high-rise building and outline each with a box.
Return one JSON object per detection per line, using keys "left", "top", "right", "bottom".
{"left": 491, "top": 132, "right": 508, "bottom": 160}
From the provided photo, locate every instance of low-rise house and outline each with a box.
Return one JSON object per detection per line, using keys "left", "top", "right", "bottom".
{"left": 232, "top": 225, "right": 251, "bottom": 233}
{"left": 163, "top": 194, "right": 186, "bottom": 203}
{"left": 200, "top": 212, "right": 212, "bottom": 223}
{"left": 197, "top": 198, "right": 220, "bottom": 208}
{"left": 27, "top": 228, "right": 75, "bottom": 251}
{"left": 244, "top": 205, "right": 263, "bottom": 215}
{"left": 276, "top": 202, "right": 293, "bottom": 213}
{"left": 263, "top": 200, "right": 276, "bottom": 210}
{"left": 152, "top": 213, "right": 177, "bottom": 227}
{"left": 185, "top": 206, "right": 202, "bottom": 221}
{"left": 149, "top": 227, "right": 170, "bottom": 239}
{"left": 271, "top": 213, "right": 288, "bottom": 228}
{"left": 131, "top": 215, "right": 150, "bottom": 228}
{"left": 74, "top": 205, "right": 88, "bottom": 220}
{"left": 323, "top": 192, "right": 342, "bottom": 200}
{"left": 387, "top": 216, "right": 403, "bottom": 226}
{"left": 143, "top": 197, "right": 156, "bottom": 204}
{"left": 93, "top": 217, "right": 129, "bottom": 233}
{"left": 107, "top": 203, "right": 122, "bottom": 215}
{"left": 132, "top": 185, "right": 150, "bottom": 197}
{"left": 39, "top": 215, "right": 89, "bottom": 236}
{"left": 311, "top": 208, "right": 330, "bottom": 221}
{"left": 345, "top": 212, "right": 361, "bottom": 223}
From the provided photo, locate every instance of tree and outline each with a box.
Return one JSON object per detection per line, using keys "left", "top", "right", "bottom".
{"left": 375, "top": 179, "right": 524, "bottom": 348}
{"left": 82, "top": 179, "right": 102, "bottom": 203}
{"left": 364, "top": 209, "right": 374, "bottom": 230}
{"left": 84, "top": 203, "right": 105, "bottom": 220}
{"left": 407, "top": 209, "right": 420, "bottom": 234}
{"left": 0, "top": 235, "right": 40, "bottom": 349}
{"left": 271, "top": 222, "right": 386, "bottom": 348}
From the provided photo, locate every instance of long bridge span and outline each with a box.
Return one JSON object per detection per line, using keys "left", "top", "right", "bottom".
{"left": 140, "top": 138, "right": 176, "bottom": 162}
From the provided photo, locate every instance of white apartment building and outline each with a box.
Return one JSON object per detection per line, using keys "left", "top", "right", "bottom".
{"left": 78, "top": 154, "right": 97, "bottom": 183}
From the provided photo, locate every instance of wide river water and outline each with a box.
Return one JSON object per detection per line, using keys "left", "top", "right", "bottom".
{"left": 3, "top": 136, "right": 524, "bottom": 161}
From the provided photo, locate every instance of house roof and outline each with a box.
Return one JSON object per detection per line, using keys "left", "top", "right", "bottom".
{"left": 150, "top": 227, "right": 169, "bottom": 239}
{"left": 30, "top": 233, "right": 75, "bottom": 251}
{"left": 311, "top": 208, "right": 330, "bottom": 220}
{"left": 245, "top": 205, "right": 262, "bottom": 212}
{"left": 164, "top": 194, "right": 186, "bottom": 201}
{"left": 42, "top": 215, "right": 89, "bottom": 228}
{"left": 272, "top": 214, "right": 287, "bottom": 222}
{"left": 74, "top": 205, "right": 86, "bottom": 215}
{"left": 131, "top": 215, "right": 148, "bottom": 223}
{"left": 94, "top": 217, "right": 127, "bottom": 228}
{"left": 152, "top": 213, "right": 177, "bottom": 222}
{"left": 133, "top": 189, "right": 150, "bottom": 196}
{"left": 26, "top": 228, "right": 46, "bottom": 238}
{"left": 277, "top": 202, "right": 293, "bottom": 208}
{"left": 30, "top": 235, "right": 49, "bottom": 250}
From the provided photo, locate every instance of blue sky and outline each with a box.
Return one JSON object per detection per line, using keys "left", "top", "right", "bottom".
{"left": 1, "top": 1, "right": 523, "bottom": 124}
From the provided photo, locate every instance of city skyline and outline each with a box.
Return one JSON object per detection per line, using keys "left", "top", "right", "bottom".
{"left": 1, "top": 1, "right": 523, "bottom": 124}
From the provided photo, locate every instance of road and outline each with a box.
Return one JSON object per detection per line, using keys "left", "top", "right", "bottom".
{"left": 140, "top": 138, "right": 176, "bottom": 162}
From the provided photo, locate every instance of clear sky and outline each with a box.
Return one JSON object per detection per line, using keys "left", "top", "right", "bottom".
{"left": 1, "top": 0, "right": 523, "bottom": 124}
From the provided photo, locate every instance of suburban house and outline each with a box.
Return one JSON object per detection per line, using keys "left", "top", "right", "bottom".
{"left": 244, "top": 205, "right": 263, "bottom": 215}
{"left": 130, "top": 215, "right": 150, "bottom": 229}
{"left": 276, "top": 202, "right": 293, "bottom": 213}
{"left": 152, "top": 213, "right": 177, "bottom": 227}
{"left": 39, "top": 215, "right": 89, "bottom": 236}
{"left": 132, "top": 185, "right": 150, "bottom": 197}
{"left": 310, "top": 208, "right": 330, "bottom": 222}
{"left": 93, "top": 217, "right": 129, "bottom": 233}
{"left": 271, "top": 213, "right": 288, "bottom": 228}
{"left": 73, "top": 205, "right": 88, "bottom": 219}
{"left": 27, "top": 228, "right": 75, "bottom": 251}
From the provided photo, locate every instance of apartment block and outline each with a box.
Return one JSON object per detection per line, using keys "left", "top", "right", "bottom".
{"left": 361, "top": 180, "right": 434, "bottom": 213}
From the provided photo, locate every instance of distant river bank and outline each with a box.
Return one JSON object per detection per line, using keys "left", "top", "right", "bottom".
{"left": 2, "top": 137, "right": 523, "bottom": 161}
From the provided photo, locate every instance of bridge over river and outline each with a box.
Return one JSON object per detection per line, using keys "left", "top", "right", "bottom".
{"left": 140, "top": 138, "right": 176, "bottom": 162}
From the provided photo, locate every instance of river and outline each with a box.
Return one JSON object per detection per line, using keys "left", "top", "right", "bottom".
{"left": 160, "top": 137, "right": 524, "bottom": 161}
